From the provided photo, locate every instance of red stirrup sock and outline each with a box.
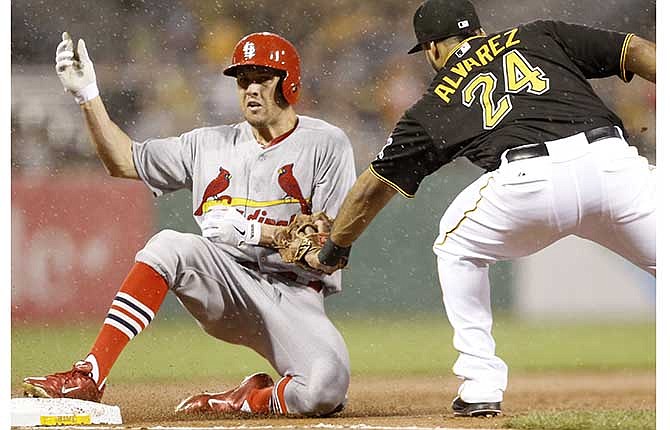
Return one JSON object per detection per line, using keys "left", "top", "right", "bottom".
{"left": 270, "top": 376, "right": 293, "bottom": 415}
{"left": 84, "top": 262, "right": 168, "bottom": 389}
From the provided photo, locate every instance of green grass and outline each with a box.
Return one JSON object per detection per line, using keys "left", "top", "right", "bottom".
{"left": 492, "top": 318, "right": 655, "bottom": 371}
{"left": 11, "top": 315, "right": 654, "bottom": 385}
{"left": 504, "top": 410, "right": 656, "bottom": 430}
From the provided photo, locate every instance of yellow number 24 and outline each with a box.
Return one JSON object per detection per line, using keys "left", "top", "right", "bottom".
{"left": 461, "top": 50, "right": 549, "bottom": 130}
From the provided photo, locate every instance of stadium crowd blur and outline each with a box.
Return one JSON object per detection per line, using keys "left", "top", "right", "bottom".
{"left": 12, "top": 0, "right": 655, "bottom": 173}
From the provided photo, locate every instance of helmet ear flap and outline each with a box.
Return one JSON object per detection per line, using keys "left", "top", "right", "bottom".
{"left": 288, "top": 82, "right": 299, "bottom": 95}
{"left": 279, "top": 78, "right": 300, "bottom": 107}
{"left": 275, "top": 75, "right": 290, "bottom": 108}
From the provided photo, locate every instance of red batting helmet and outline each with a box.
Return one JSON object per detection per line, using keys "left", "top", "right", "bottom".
{"left": 223, "top": 32, "right": 301, "bottom": 105}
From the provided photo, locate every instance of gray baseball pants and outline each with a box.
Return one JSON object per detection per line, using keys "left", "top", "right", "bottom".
{"left": 135, "top": 229, "right": 350, "bottom": 415}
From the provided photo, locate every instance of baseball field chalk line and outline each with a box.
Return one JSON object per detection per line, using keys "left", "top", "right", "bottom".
{"left": 18, "top": 426, "right": 499, "bottom": 430}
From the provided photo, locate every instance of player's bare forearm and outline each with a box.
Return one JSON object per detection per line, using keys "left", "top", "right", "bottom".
{"left": 80, "top": 97, "right": 138, "bottom": 179}
{"left": 329, "top": 168, "right": 398, "bottom": 247}
{"left": 305, "top": 169, "right": 397, "bottom": 273}
{"left": 626, "top": 35, "right": 655, "bottom": 83}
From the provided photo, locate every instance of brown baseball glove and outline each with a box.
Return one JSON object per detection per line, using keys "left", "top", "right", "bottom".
{"left": 271, "top": 212, "right": 333, "bottom": 270}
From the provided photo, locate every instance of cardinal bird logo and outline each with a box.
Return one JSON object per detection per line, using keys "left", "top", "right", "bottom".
{"left": 195, "top": 167, "right": 232, "bottom": 216}
{"left": 277, "top": 163, "right": 311, "bottom": 214}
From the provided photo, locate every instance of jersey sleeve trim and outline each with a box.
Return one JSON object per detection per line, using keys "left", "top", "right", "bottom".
{"left": 368, "top": 165, "right": 415, "bottom": 199}
{"left": 619, "top": 33, "right": 635, "bottom": 82}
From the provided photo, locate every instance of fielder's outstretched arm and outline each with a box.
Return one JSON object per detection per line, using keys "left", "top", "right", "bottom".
{"left": 55, "top": 32, "right": 137, "bottom": 179}
{"left": 626, "top": 36, "right": 655, "bottom": 83}
{"left": 308, "top": 168, "right": 397, "bottom": 271}
{"left": 329, "top": 169, "right": 398, "bottom": 246}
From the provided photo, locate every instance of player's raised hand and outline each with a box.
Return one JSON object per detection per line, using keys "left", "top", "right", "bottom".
{"left": 55, "top": 32, "right": 99, "bottom": 104}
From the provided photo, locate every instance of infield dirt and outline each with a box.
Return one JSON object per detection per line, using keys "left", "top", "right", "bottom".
{"left": 59, "top": 370, "right": 654, "bottom": 428}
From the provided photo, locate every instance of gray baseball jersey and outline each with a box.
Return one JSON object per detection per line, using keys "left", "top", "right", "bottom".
{"left": 132, "top": 115, "right": 356, "bottom": 295}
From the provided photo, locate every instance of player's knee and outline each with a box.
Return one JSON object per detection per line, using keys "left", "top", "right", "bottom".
{"left": 300, "top": 362, "right": 349, "bottom": 416}
{"left": 301, "top": 385, "right": 346, "bottom": 416}
{"left": 144, "top": 229, "right": 201, "bottom": 255}
{"left": 136, "top": 230, "right": 206, "bottom": 285}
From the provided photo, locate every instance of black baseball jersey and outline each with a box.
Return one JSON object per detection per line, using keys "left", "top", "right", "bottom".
{"left": 370, "top": 20, "right": 635, "bottom": 197}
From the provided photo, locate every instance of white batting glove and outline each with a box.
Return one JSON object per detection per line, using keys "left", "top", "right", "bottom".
{"left": 201, "top": 207, "right": 262, "bottom": 246}
{"left": 55, "top": 31, "right": 99, "bottom": 104}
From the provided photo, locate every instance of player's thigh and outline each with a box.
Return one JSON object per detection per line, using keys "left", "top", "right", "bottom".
{"left": 137, "top": 230, "right": 273, "bottom": 339}
{"left": 600, "top": 152, "right": 654, "bottom": 219}
{"left": 172, "top": 266, "right": 274, "bottom": 345}
{"left": 136, "top": 229, "right": 237, "bottom": 284}
{"left": 584, "top": 159, "right": 656, "bottom": 274}
{"left": 435, "top": 162, "right": 557, "bottom": 260}
{"left": 578, "top": 201, "right": 656, "bottom": 275}
{"left": 262, "top": 285, "right": 350, "bottom": 383}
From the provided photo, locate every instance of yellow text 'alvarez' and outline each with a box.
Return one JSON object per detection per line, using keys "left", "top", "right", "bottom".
{"left": 435, "top": 28, "right": 521, "bottom": 103}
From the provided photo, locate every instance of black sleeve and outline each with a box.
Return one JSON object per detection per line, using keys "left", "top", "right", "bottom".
{"left": 541, "top": 20, "right": 634, "bottom": 82}
{"left": 369, "top": 113, "right": 443, "bottom": 198}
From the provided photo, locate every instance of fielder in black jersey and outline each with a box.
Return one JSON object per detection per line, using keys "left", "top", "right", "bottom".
{"left": 372, "top": 19, "right": 634, "bottom": 196}
{"left": 307, "top": 0, "right": 656, "bottom": 418}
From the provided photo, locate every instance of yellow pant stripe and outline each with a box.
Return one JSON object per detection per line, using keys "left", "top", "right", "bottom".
{"left": 435, "top": 176, "right": 494, "bottom": 247}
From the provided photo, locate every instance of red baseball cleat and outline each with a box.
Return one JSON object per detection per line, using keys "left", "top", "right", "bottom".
{"left": 22, "top": 361, "right": 105, "bottom": 402}
{"left": 175, "top": 373, "right": 274, "bottom": 414}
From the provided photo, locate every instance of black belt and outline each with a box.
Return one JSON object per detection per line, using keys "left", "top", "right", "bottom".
{"left": 240, "top": 262, "right": 323, "bottom": 293}
{"left": 278, "top": 272, "right": 323, "bottom": 293}
{"left": 505, "top": 126, "right": 623, "bottom": 163}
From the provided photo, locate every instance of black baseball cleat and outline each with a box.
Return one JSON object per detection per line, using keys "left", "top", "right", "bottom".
{"left": 451, "top": 396, "right": 502, "bottom": 417}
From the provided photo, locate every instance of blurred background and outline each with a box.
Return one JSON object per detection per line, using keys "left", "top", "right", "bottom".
{"left": 11, "top": 0, "right": 655, "bottom": 381}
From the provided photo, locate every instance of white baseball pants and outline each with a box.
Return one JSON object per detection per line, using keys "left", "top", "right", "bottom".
{"left": 433, "top": 130, "right": 655, "bottom": 403}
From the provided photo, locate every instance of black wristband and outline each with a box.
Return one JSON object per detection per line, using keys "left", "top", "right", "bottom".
{"left": 318, "top": 238, "right": 351, "bottom": 267}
